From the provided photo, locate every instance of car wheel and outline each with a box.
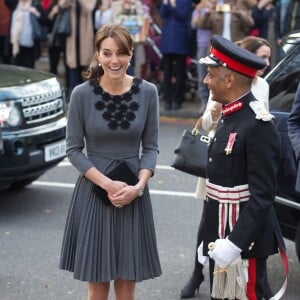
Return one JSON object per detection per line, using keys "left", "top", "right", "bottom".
{"left": 296, "top": 222, "right": 300, "bottom": 262}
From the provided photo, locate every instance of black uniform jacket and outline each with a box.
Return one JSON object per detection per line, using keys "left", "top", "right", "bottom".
{"left": 203, "top": 92, "right": 285, "bottom": 259}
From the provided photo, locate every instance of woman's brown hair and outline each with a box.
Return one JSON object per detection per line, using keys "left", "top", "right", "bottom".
{"left": 235, "top": 36, "right": 271, "bottom": 55}
{"left": 83, "top": 24, "right": 134, "bottom": 81}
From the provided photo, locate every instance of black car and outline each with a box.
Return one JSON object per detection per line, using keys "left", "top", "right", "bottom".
{"left": 265, "top": 31, "right": 300, "bottom": 261}
{"left": 0, "top": 64, "right": 67, "bottom": 190}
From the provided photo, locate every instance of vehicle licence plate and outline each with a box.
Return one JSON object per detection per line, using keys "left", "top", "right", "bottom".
{"left": 44, "top": 139, "right": 66, "bottom": 162}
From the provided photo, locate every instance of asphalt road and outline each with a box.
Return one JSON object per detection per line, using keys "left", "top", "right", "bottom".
{"left": 0, "top": 120, "right": 299, "bottom": 300}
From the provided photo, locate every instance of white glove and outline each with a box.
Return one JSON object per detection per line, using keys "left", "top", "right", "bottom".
{"left": 197, "top": 242, "right": 209, "bottom": 265}
{"left": 208, "top": 238, "right": 241, "bottom": 269}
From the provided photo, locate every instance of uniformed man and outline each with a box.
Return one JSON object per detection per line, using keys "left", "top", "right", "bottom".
{"left": 199, "top": 35, "right": 287, "bottom": 300}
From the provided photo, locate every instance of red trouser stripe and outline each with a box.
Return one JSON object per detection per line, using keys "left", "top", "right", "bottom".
{"left": 247, "top": 258, "right": 257, "bottom": 300}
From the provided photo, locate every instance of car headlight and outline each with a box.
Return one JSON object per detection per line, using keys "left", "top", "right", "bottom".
{"left": 0, "top": 101, "right": 22, "bottom": 127}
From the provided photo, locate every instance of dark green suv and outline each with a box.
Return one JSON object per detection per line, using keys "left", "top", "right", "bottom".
{"left": 0, "top": 64, "right": 67, "bottom": 190}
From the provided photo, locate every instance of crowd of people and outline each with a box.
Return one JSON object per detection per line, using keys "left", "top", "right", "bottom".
{"left": 0, "top": 0, "right": 159, "bottom": 98}
{"left": 0, "top": 0, "right": 300, "bottom": 106}
{"left": 1, "top": 1, "right": 300, "bottom": 300}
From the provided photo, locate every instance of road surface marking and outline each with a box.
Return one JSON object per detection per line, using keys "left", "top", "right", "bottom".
{"left": 32, "top": 181, "right": 195, "bottom": 198}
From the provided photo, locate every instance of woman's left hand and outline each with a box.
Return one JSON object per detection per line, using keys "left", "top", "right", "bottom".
{"left": 109, "top": 185, "right": 139, "bottom": 207}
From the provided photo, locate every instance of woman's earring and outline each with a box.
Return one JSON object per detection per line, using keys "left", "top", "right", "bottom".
{"left": 99, "top": 63, "right": 101, "bottom": 67}
{"left": 128, "top": 62, "right": 131, "bottom": 66}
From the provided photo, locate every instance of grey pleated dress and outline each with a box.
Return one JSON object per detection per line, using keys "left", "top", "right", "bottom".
{"left": 59, "top": 78, "right": 162, "bottom": 282}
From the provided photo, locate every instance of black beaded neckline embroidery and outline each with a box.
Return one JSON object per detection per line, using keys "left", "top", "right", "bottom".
{"left": 90, "top": 77, "right": 142, "bottom": 130}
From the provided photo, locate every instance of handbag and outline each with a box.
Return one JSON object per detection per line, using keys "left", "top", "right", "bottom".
{"left": 171, "top": 117, "right": 211, "bottom": 178}
{"left": 92, "top": 160, "right": 139, "bottom": 206}
{"left": 30, "top": 13, "right": 48, "bottom": 42}
{"left": 56, "top": 8, "right": 71, "bottom": 36}
{"left": 48, "top": 8, "right": 71, "bottom": 47}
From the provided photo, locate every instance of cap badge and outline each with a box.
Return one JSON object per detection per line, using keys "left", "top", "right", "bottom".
{"left": 249, "top": 101, "right": 274, "bottom": 122}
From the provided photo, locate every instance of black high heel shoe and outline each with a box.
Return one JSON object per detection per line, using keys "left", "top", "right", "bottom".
{"left": 180, "top": 272, "right": 204, "bottom": 299}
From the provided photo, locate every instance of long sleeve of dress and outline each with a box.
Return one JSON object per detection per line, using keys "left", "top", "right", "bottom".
{"left": 139, "top": 83, "right": 159, "bottom": 173}
{"left": 66, "top": 85, "right": 95, "bottom": 175}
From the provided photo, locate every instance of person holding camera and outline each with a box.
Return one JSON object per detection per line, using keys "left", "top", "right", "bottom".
{"left": 199, "top": 0, "right": 255, "bottom": 42}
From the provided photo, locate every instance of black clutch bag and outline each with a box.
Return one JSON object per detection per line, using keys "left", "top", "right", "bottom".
{"left": 92, "top": 161, "right": 139, "bottom": 206}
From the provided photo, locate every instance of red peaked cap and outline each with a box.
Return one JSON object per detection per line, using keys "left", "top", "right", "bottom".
{"left": 199, "top": 35, "right": 266, "bottom": 78}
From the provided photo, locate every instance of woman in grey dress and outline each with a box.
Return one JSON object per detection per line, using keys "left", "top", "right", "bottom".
{"left": 59, "top": 24, "right": 162, "bottom": 300}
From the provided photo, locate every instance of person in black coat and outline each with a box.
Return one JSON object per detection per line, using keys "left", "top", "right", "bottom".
{"left": 288, "top": 82, "right": 300, "bottom": 193}
{"left": 198, "top": 35, "right": 286, "bottom": 300}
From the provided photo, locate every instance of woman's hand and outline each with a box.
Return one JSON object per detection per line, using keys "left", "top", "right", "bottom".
{"left": 257, "top": 0, "right": 273, "bottom": 10}
{"left": 106, "top": 180, "right": 127, "bottom": 196}
{"left": 108, "top": 184, "right": 139, "bottom": 207}
{"left": 28, "top": 6, "right": 41, "bottom": 17}
{"left": 49, "top": 5, "right": 59, "bottom": 20}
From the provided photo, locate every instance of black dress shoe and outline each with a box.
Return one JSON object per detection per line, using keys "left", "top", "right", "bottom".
{"left": 180, "top": 273, "right": 204, "bottom": 299}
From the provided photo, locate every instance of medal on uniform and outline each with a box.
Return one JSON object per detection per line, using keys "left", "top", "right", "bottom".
{"left": 224, "top": 133, "right": 237, "bottom": 155}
